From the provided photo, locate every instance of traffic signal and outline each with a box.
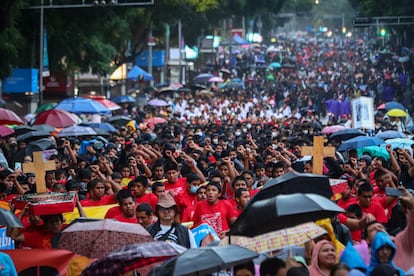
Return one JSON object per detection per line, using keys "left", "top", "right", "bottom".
{"left": 379, "top": 28, "right": 386, "bottom": 37}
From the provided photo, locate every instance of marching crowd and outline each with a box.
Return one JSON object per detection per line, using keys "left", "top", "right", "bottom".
{"left": 0, "top": 32, "right": 414, "bottom": 275}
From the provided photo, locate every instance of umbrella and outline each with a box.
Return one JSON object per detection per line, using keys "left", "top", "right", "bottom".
{"left": 0, "top": 207, "right": 24, "bottom": 227}
{"left": 229, "top": 193, "right": 344, "bottom": 237}
{"left": 329, "top": 128, "right": 366, "bottom": 141}
{"left": 80, "top": 241, "right": 187, "bottom": 276}
{"left": 111, "top": 95, "right": 136, "bottom": 104}
{"left": 377, "top": 103, "right": 385, "bottom": 110}
{"left": 58, "top": 126, "right": 97, "bottom": 137}
{"left": 92, "top": 98, "right": 121, "bottom": 111}
{"left": 35, "top": 102, "right": 57, "bottom": 114}
{"left": 386, "top": 108, "right": 407, "bottom": 117}
{"left": 55, "top": 98, "right": 111, "bottom": 115}
{"left": 321, "top": 125, "right": 346, "bottom": 135}
{"left": 375, "top": 130, "right": 407, "bottom": 140}
{"left": 148, "top": 245, "right": 258, "bottom": 276}
{"left": 357, "top": 146, "right": 390, "bottom": 160}
{"left": 16, "top": 130, "right": 52, "bottom": 142}
{"left": 220, "top": 68, "right": 231, "bottom": 74}
{"left": 144, "top": 117, "right": 168, "bottom": 125}
{"left": 193, "top": 73, "right": 214, "bottom": 84}
{"left": 127, "top": 65, "right": 153, "bottom": 81}
{"left": 0, "top": 108, "right": 24, "bottom": 125}
{"left": 12, "top": 125, "right": 36, "bottom": 136}
{"left": 225, "top": 82, "right": 245, "bottom": 90}
{"left": 385, "top": 101, "right": 406, "bottom": 111}
{"left": 148, "top": 99, "right": 169, "bottom": 107}
{"left": 220, "top": 222, "right": 327, "bottom": 254}
{"left": 107, "top": 115, "right": 131, "bottom": 127}
{"left": 57, "top": 219, "right": 153, "bottom": 259}
{"left": 208, "top": 76, "right": 224, "bottom": 83}
{"left": 385, "top": 138, "right": 414, "bottom": 151}
{"left": 25, "top": 138, "right": 55, "bottom": 156}
{"left": 337, "top": 136, "right": 385, "bottom": 151}
{"left": 0, "top": 125, "right": 15, "bottom": 138}
{"left": 251, "top": 171, "right": 333, "bottom": 204}
{"left": 84, "top": 123, "right": 118, "bottom": 133}
{"left": 31, "top": 124, "right": 57, "bottom": 133}
{"left": 269, "top": 62, "right": 281, "bottom": 69}
{"left": 33, "top": 109, "right": 78, "bottom": 128}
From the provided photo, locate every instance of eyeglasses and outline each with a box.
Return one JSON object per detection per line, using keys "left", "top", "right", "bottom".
{"left": 159, "top": 207, "right": 174, "bottom": 212}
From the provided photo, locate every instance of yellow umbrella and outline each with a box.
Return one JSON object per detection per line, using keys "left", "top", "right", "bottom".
{"left": 109, "top": 63, "right": 127, "bottom": 80}
{"left": 220, "top": 222, "right": 327, "bottom": 254}
{"left": 386, "top": 108, "right": 407, "bottom": 117}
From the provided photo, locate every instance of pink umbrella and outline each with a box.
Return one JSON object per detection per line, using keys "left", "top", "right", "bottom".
{"left": 0, "top": 125, "right": 15, "bottom": 137}
{"left": 0, "top": 108, "right": 24, "bottom": 125}
{"left": 208, "top": 76, "right": 224, "bottom": 83}
{"left": 144, "top": 117, "right": 168, "bottom": 125}
{"left": 321, "top": 125, "right": 346, "bottom": 135}
{"left": 377, "top": 103, "right": 386, "bottom": 110}
{"left": 93, "top": 98, "right": 121, "bottom": 111}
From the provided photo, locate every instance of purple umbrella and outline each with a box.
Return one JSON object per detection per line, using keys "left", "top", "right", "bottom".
{"left": 148, "top": 99, "right": 169, "bottom": 107}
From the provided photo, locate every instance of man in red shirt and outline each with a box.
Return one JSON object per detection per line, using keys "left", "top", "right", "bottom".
{"left": 113, "top": 190, "right": 138, "bottom": 223}
{"left": 176, "top": 173, "right": 202, "bottom": 218}
{"left": 192, "top": 182, "right": 237, "bottom": 239}
{"left": 234, "top": 188, "right": 251, "bottom": 217}
{"left": 356, "top": 183, "right": 388, "bottom": 224}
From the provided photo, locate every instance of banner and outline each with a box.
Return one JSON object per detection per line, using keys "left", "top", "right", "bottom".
{"left": 352, "top": 96, "right": 374, "bottom": 130}
{"left": 0, "top": 228, "right": 14, "bottom": 249}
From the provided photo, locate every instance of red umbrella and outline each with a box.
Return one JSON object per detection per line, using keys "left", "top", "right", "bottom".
{"left": 0, "top": 125, "right": 15, "bottom": 137}
{"left": 33, "top": 109, "right": 78, "bottom": 128}
{"left": 92, "top": 98, "right": 121, "bottom": 111}
{"left": 0, "top": 108, "right": 24, "bottom": 125}
{"left": 144, "top": 117, "right": 168, "bottom": 125}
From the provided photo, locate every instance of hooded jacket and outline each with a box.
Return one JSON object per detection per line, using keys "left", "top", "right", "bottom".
{"left": 339, "top": 241, "right": 367, "bottom": 273}
{"left": 308, "top": 240, "right": 336, "bottom": 276}
{"left": 368, "top": 231, "right": 405, "bottom": 276}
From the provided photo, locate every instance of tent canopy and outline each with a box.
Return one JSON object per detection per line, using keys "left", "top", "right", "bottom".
{"left": 127, "top": 65, "right": 153, "bottom": 81}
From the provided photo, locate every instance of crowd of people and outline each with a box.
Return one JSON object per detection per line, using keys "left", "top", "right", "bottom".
{"left": 0, "top": 31, "right": 414, "bottom": 275}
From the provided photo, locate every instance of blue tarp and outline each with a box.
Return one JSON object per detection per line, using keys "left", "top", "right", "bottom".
{"left": 127, "top": 65, "right": 153, "bottom": 81}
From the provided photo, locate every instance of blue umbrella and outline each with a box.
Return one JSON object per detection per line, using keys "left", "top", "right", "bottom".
{"left": 385, "top": 101, "right": 405, "bottom": 111}
{"left": 82, "top": 123, "right": 117, "bottom": 133}
{"left": 127, "top": 65, "right": 153, "bottom": 81}
{"left": 58, "top": 126, "right": 97, "bottom": 137}
{"left": 193, "top": 73, "right": 214, "bottom": 84}
{"left": 337, "top": 136, "right": 385, "bottom": 151}
{"left": 55, "top": 98, "right": 111, "bottom": 115}
{"left": 111, "top": 95, "right": 136, "bottom": 104}
{"left": 385, "top": 138, "right": 414, "bottom": 151}
{"left": 375, "top": 130, "right": 407, "bottom": 140}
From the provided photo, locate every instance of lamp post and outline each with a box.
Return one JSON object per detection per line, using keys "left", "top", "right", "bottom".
{"left": 38, "top": 0, "right": 44, "bottom": 106}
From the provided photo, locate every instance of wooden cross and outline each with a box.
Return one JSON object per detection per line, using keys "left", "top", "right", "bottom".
{"left": 301, "top": 136, "right": 336, "bottom": 175}
{"left": 22, "top": 151, "right": 56, "bottom": 193}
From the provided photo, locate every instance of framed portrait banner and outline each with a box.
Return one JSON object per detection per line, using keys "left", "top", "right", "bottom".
{"left": 351, "top": 96, "right": 375, "bottom": 129}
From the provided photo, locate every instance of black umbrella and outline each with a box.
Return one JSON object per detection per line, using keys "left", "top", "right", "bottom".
{"left": 16, "top": 130, "right": 52, "bottom": 142}
{"left": 148, "top": 245, "right": 258, "bottom": 276}
{"left": 251, "top": 172, "right": 333, "bottom": 204}
{"left": 229, "top": 193, "right": 344, "bottom": 237}
{"left": 329, "top": 128, "right": 365, "bottom": 141}
{"left": 13, "top": 125, "right": 36, "bottom": 137}
{"left": 25, "top": 138, "right": 56, "bottom": 156}
{"left": 31, "top": 124, "right": 56, "bottom": 133}
{"left": 0, "top": 208, "right": 24, "bottom": 228}
{"left": 107, "top": 115, "right": 131, "bottom": 127}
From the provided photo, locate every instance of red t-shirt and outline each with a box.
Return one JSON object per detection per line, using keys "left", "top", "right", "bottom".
{"left": 361, "top": 201, "right": 388, "bottom": 224}
{"left": 113, "top": 215, "right": 138, "bottom": 224}
{"left": 135, "top": 193, "right": 159, "bottom": 211}
{"left": 164, "top": 178, "right": 187, "bottom": 197}
{"left": 23, "top": 229, "right": 54, "bottom": 248}
{"left": 81, "top": 195, "right": 116, "bottom": 207}
{"left": 176, "top": 191, "right": 197, "bottom": 217}
{"left": 104, "top": 206, "right": 122, "bottom": 218}
{"left": 192, "top": 200, "right": 237, "bottom": 235}
{"left": 181, "top": 205, "right": 196, "bottom": 222}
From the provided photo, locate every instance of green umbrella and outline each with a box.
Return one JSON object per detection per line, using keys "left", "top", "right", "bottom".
{"left": 269, "top": 62, "right": 281, "bottom": 69}
{"left": 35, "top": 102, "right": 57, "bottom": 114}
{"left": 357, "top": 146, "right": 390, "bottom": 160}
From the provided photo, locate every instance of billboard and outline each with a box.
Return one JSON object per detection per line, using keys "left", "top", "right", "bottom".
{"left": 2, "top": 69, "right": 38, "bottom": 94}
